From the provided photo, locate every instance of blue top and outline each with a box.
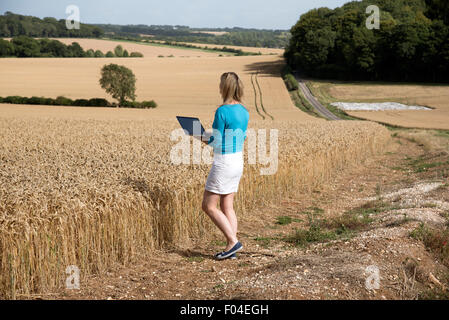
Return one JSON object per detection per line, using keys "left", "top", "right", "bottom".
{"left": 208, "top": 104, "right": 249, "bottom": 154}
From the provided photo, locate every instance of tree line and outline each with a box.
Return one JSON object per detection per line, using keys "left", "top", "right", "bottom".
{"left": 285, "top": 0, "right": 449, "bottom": 83}
{"left": 96, "top": 24, "right": 289, "bottom": 48}
{"left": 0, "top": 37, "right": 143, "bottom": 58}
{"left": 117, "top": 37, "right": 263, "bottom": 56}
{"left": 157, "top": 40, "right": 263, "bottom": 55}
{"left": 0, "top": 11, "right": 104, "bottom": 38}
{"left": 154, "top": 31, "right": 288, "bottom": 49}
{"left": 0, "top": 11, "right": 288, "bottom": 49}
{"left": 0, "top": 95, "right": 157, "bottom": 109}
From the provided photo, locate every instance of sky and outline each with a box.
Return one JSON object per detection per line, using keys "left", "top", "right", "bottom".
{"left": 0, "top": 0, "right": 350, "bottom": 30}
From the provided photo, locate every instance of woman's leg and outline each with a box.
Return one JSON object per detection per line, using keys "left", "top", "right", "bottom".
{"left": 220, "top": 193, "right": 237, "bottom": 239}
{"left": 202, "top": 190, "right": 238, "bottom": 251}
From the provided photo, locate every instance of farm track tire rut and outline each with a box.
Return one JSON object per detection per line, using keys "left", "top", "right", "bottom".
{"left": 250, "top": 73, "right": 265, "bottom": 120}
{"left": 254, "top": 72, "right": 274, "bottom": 120}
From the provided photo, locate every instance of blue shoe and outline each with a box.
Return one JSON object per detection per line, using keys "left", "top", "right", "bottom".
{"left": 215, "top": 252, "right": 237, "bottom": 259}
{"left": 215, "top": 242, "right": 243, "bottom": 260}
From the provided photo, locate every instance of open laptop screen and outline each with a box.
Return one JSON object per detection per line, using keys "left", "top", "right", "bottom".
{"left": 176, "top": 116, "right": 205, "bottom": 137}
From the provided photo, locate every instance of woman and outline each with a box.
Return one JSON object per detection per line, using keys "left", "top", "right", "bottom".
{"left": 202, "top": 72, "right": 249, "bottom": 260}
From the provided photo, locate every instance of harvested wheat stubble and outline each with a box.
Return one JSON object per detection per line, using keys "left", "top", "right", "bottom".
{"left": 150, "top": 40, "right": 284, "bottom": 55}
{"left": 328, "top": 84, "right": 449, "bottom": 130}
{"left": 0, "top": 54, "right": 313, "bottom": 121}
{"left": 52, "top": 38, "right": 223, "bottom": 58}
{"left": 0, "top": 107, "right": 391, "bottom": 298}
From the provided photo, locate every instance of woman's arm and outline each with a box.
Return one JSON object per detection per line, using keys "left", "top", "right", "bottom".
{"left": 206, "top": 108, "right": 225, "bottom": 147}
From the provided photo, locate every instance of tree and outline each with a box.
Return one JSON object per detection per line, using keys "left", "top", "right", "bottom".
{"left": 388, "top": 23, "right": 423, "bottom": 80}
{"left": 86, "top": 49, "right": 95, "bottom": 57}
{"left": 297, "top": 27, "right": 336, "bottom": 73}
{"left": 114, "top": 45, "right": 124, "bottom": 57}
{"left": 40, "top": 39, "right": 68, "bottom": 57}
{"left": 0, "top": 12, "right": 105, "bottom": 38}
{"left": 99, "top": 64, "right": 136, "bottom": 107}
{"left": 92, "top": 27, "right": 103, "bottom": 38}
{"left": 0, "top": 39, "right": 14, "bottom": 56}
{"left": 11, "top": 36, "right": 40, "bottom": 57}
{"left": 285, "top": 0, "right": 449, "bottom": 82}
{"left": 94, "top": 50, "right": 105, "bottom": 57}
{"left": 123, "top": 49, "right": 129, "bottom": 57}
{"left": 427, "top": 21, "right": 449, "bottom": 81}
{"left": 130, "top": 52, "right": 143, "bottom": 57}
{"left": 67, "top": 42, "right": 85, "bottom": 57}
{"left": 105, "top": 51, "right": 115, "bottom": 57}
{"left": 0, "top": 21, "right": 10, "bottom": 37}
{"left": 284, "top": 74, "right": 299, "bottom": 91}
{"left": 425, "top": 0, "right": 449, "bottom": 25}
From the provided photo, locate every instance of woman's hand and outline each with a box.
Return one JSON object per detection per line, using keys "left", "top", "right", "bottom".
{"left": 201, "top": 130, "right": 213, "bottom": 145}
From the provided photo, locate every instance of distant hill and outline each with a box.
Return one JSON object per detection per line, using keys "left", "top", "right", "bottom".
{"left": 0, "top": 11, "right": 288, "bottom": 48}
{"left": 94, "top": 24, "right": 290, "bottom": 48}
{"left": 0, "top": 11, "right": 103, "bottom": 38}
{"left": 285, "top": 0, "right": 449, "bottom": 83}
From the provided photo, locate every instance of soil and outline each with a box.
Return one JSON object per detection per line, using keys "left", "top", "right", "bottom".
{"left": 43, "top": 134, "right": 449, "bottom": 300}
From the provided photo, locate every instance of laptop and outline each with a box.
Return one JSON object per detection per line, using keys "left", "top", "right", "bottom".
{"left": 176, "top": 116, "right": 205, "bottom": 138}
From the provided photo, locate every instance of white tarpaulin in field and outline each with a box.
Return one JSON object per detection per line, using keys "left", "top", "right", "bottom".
{"left": 331, "top": 102, "right": 431, "bottom": 111}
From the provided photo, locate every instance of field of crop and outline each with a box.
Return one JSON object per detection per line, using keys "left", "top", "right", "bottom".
{"left": 308, "top": 81, "right": 449, "bottom": 130}
{"left": 191, "top": 31, "right": 230, "bottom": 36}
{"left": 0, "top": 106, "right": 391, "bottom": 298}
{"left": 0, "top": 53, "right": 313, "bottom": 121}
{"left": 51, "top": 38, "right": 227, "bottom": 58}
{"left": 0, "top": 39, "right": 392, "bottom": 298}
{"left": 154, "top": 41, "right": 285, "bottom": 55}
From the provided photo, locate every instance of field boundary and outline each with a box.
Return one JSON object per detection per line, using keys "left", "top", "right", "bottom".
{"left": 343, "top": 113, "right": 449, "bottom": 132}
{"left": 289, "top": 89, "right": 327, "bottom": 119}
{"left": 101, "top": 38, "right": 235, "bottom": 56}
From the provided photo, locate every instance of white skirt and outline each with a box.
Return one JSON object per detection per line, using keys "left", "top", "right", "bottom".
{"left": 205, "top": 151, "right": 244, "bottom": 195}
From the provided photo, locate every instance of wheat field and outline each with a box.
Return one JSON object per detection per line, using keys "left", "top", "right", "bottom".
{"left": 152, "top": 40, "right": 285, "bottom": 55}
{"left": 0, "top": 40, "right": 392, "bottom": 298}
{"left": 0, "top": 109, "right": 391, "bottom": 298}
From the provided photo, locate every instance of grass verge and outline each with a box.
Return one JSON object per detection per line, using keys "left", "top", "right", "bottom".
{"left": 285, "top": 200, "right": 395, "bottom": 247}
{"left": 410, "top": 223, "right": 449, "bottom": 299}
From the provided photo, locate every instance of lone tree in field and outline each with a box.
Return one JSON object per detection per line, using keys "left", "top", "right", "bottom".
{"left": 99, "top": 64, "right": 136, "bottom": 107}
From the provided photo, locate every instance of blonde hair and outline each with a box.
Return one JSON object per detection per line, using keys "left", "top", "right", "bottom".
{"left": 220, "top": 72, "right": 244, "bottom": 105}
